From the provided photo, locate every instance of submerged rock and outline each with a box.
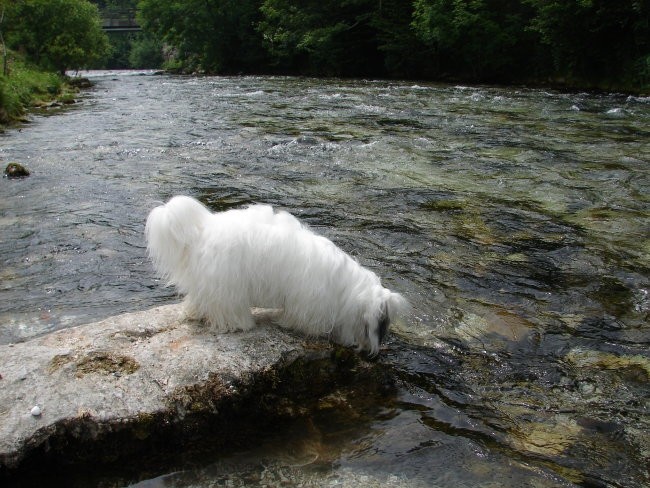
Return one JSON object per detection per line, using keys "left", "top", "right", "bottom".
{"left": 565, "top": 348, "right": 650, "bottom": 383}
{"left": 0, "top": 304, "right": 384, "bottom": 480}
{"left": 67, "top": 77, "right": 93, "bottom": 89}
{"left": 510, "top": 414, "right": 582, "bottom": 458}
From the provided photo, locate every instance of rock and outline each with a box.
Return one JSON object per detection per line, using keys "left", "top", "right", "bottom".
{"left": 67, "top": 77, "right": 93, "bottom": 89}
{"left": 566, "top": 348, "right": 650, "bottom": 383}
{"left": 3, "top": 163, "right": 30, "bottom": 178}
{"left": 0, "top": 304, "right": 383, "bottom": 479}
{"left": 510, "top": 414, "right": 582, "bottom": 458}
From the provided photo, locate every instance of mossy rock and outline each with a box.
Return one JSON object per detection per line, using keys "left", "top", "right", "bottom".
{"left": 421, "top": 199, "right": 466, "bottom": 212}
{"left": 4, "top": 163, "right": 30, "bottom": 178}
{"left": 68, "top": 77, "right": 93, "bottom": 89}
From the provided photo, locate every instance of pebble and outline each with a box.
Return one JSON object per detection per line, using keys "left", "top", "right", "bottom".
{"left": 30, "top": 405, "right": 42, "bottom": 417}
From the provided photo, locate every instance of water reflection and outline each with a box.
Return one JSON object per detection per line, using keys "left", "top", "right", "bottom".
{"left": 1, "top": 73, "right": 648, "bottom": 487}
{"left": 126, "top": 379, "right": 578, "bottom": 488}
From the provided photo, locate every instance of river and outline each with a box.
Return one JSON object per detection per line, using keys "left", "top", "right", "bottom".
{"left": 1, "top": 72, "right": 648, "bottom": 487}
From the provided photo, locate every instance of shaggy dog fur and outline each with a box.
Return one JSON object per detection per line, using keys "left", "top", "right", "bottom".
{"left": 146, "top": 196, "right": 406, "bottom": 354}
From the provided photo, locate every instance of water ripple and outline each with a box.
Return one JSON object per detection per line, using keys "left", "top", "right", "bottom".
{"left": 1, "top": 73, "right": 648, "bottom": 487}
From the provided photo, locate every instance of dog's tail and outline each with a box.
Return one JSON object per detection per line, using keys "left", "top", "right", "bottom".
{"left": 145, "top": 196, "right": 211, "bottom": 284}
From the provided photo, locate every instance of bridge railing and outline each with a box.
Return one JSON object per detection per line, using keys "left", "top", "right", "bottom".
{"left": 101, "top": 8, "right": 140, "bottom": 32}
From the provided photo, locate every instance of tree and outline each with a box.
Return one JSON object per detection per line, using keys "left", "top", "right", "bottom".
{"left": 412, "top": 0, "right": 538, "bottom": 81}
{"left": 7, "top": 0, "right": 110, "bottom": 74}
{"left": 137, "top": 0, "right": 267, "bottom": 73}
{"left": 128, "top": 33, "right": 163, "bottom": 69}
{"left": 258, "top": 0, "right": 385, "bottom": 76}
{"left": 525, "top": 0, "right": 650, "bottom": 87}
{"left": 370, "top": 0, "right": 431, "bottom": 78}
{"left": 0, "top": 2, "right": 8, "bottom": 75}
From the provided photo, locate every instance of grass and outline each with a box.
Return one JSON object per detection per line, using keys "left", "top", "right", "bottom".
{"left": 0, "top": 54, "right": 77, "bottom": 126}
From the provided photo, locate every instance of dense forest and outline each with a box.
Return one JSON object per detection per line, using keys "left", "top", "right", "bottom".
{"left": 133, "top": 0, "right": 649, "bottom": 91}
{"left": 1, "top": 0, "right": 649, "bottom": 93}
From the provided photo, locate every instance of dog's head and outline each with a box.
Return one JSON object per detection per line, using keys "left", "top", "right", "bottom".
{"left": 378, "top": 303, "right": 391, "bottom": 344}
{"left": 363, "top": 291, "right": 407, "bottom": 355}
{"left": 145, "top": 196, "right": 211, "bottom": 286}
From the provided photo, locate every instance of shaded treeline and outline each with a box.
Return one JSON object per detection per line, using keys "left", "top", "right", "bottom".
{"left": 1, "top": 0, "right": 648, "bottom": 92}
{"left": 135, "top": 0, "right": 650, "bottom": 91}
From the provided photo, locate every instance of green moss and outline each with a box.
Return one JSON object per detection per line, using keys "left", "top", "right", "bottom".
{"left": 421, "top": 199, "right": 466, "bottom": 212}
{"left": 48, "top": 353, "right": 74, "bottom": 373}
{"left": 455, "top": 209, "right": 496, "bottom": 245}
{"left": 75, "top": 351, "right": 140, "bottom": 377}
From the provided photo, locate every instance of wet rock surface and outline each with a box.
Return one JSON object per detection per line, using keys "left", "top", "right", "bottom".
{"left": 3, "top": 163, "right": 30, "bottom": 178}
{"left": 0, "top": 304, "right": 382, "bottom": 484}
{"left": 67, "top": 77, "right": 93, "bottom": 89}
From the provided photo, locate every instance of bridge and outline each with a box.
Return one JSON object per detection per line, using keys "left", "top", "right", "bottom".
{"left": 101, "top": 8, "right": 140, "bottom": 32}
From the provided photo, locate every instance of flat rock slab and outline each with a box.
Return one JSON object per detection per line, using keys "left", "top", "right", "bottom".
{"left": 0, "top": 304, "right": 335, "bottom": 473}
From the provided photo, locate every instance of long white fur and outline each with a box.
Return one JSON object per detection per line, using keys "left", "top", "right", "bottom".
{"left": 145, "top": 195, "right": 407, "bottom": 354}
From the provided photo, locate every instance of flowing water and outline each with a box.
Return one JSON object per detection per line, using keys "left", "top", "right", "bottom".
{"left": 1, "top": 72, "right": 649, "bottom": 487}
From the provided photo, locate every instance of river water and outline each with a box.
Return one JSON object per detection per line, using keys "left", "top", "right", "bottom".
{"left": 1, "top": 72, "right": 649, "bottom": 487}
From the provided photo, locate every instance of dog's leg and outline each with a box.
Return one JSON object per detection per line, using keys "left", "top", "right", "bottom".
{"left": 209, "top": 303, "right": 256, "bottom": 332}
{"left": 182, "top": 298, "right": 202, "bottom": 323}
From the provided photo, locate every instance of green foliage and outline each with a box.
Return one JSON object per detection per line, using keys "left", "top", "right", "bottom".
{"left": 258, "top": 0, "right": 386, "bottom": 76}
{"left": 525, "top": 0, "right": 650, "bottom": 88}
{"left": 6, "top": 0, "right": 110, "bottom": 74}
{"left": 85, "top": 1, "right": 163, "bottom": 69}
{"left": 0, "top": 0, "right": 646, "bottom": 90}
{"left": 412, "top": 0, "right": 538, "bottom": 81}
{"left": 0, "top": 55, "right": 66, "bottom": 123}
{"left": 128, "top": 33, "right": 164, "bottom": 69}
{"left": 103, "top": 32, "right": 136, "bottom": 69}
{"left": 46, "top": 0, "right": 636, "bottom": 91}
{"left": 371, "top": 0, "right": 431, "bottom": 78}
{"left": 0, "top": 78, "right": 21, "bottom": 123}
{"left": 137, "top": 0, "right": 266, "bottom": 73}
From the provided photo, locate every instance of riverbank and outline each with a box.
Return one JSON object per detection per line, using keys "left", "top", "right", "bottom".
{"left": 0, "top": 58, "right": 88, "bottom": 128}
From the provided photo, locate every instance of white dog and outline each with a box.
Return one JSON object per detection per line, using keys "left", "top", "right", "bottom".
{"left": 145, "top": 196, "right": 406, "bottom": 354}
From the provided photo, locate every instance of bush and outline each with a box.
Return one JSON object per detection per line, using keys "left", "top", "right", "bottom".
{"left": 128, "top": 34, "right": 163, "bottom": 69}
{"left": 0, "top": 54, "right": 72, "bottom": 124}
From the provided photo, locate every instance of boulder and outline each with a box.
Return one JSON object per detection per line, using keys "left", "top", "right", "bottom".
{"left": 0, "top": 304, "right": 382, "bottom": 481}
{"left": 67, "top": 77, "right": 93, "bottom": 89}
{"left": 3, "top": 163, "right": 30, "bottom": 178}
